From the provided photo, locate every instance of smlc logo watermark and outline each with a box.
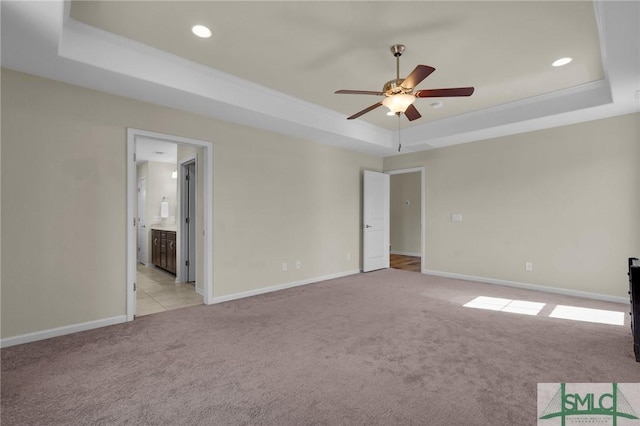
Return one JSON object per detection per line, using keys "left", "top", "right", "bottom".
{"left": 538, "top": 383, "right": 640, "bottom": 425}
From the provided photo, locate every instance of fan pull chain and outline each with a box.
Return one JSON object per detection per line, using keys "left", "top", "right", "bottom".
{"left": 397, "top": 113, "right": 402, "bottom": 152}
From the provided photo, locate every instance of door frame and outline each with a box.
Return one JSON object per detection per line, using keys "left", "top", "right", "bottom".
{"left": 386, "top": 167, "right": 425, "bottom": 273}
{"left": 179, "top": 157, "right": 197, "bottom": 284}
{"left": 126, "top": 128, "right": 214, "bottom": 321}
{"left": 137, "top": 176, "right": 148, "bottom": 265}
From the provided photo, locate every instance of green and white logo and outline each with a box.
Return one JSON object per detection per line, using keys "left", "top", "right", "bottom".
{"left": 538, "top": 383, "right": 640, "bottom": 425}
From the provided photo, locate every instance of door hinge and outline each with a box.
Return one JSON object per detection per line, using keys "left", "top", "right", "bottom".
{"left": 186, "top": 217, "right": 190, "bottom": 224}
{"left": 133, "top": 153, "right": 136, "bottom": 162}
{"left": 186, "top": 260, "right": 190, "bottom": 267}
{"left": 186, "top": 174, "right": 191, "bottom": 181}
{"left": 133, "top": 218, "right": 136, "bottom": 226}
{"left": 133, "top": 282, "right": 137, "bottom": 291}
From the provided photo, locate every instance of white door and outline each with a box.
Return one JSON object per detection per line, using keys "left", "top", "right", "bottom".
{"left": 363, "top": 170, "right": 390, "bottom": 272}
{"left": 137, "top": 177, "right": 148, "bottom": 264}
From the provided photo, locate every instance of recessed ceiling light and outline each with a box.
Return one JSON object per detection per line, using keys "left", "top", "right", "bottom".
{"left": 192, "top": 25, "right": 212, "bottom": 38}
{"left": 430, "top": 102, "right": 444, "bottom": 109}
{"left": 552, "top": 57, "right": 572, "bottom": 67}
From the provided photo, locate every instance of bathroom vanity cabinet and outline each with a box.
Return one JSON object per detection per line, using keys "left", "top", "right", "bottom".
{"left": 152, "top": 229, "right": 176, "bottom": 275}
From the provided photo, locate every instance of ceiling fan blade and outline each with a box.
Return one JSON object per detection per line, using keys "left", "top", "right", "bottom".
{"left": 347, "top": 102, "right": 383, "bottom": 120}
{"left": 335, "top": 90, "right": 385, "bottom": 96}
{"left": 401, "top": 65, "right": 436, "bottom": 89}
{"left": 414, "top": 87, "right": 475, "bottom": 98}
{"left": 404, "top": 104, "right": 422, "bottom": 121}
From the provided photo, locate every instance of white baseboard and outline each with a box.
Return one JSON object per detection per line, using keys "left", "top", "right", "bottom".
{"left": 209, "top": 269, "right": 361, "bottom": 305}
{"left": 390, "top": 251, "right": 421, "bottom": 257}
{"left": 1, "top": 271, "right": 360, "bottom": 347}
{"left": 0, "top": 315, "right": 128, "bottom": 348}
{"left": 10, "top": 269, "right": 619, "bottom": 347}
{"left": 422, "top": 269, "right": 628, "bottom": 304}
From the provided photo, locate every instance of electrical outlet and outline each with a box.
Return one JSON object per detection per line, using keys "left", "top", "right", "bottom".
{"left": 347, "top": 252, "right": 351, "bottom": 260}
{"left": 282, "top": 262, "right": 287, "bottom": 272}
{"left": 452, "top": 213, "right": 463, "bottom": 222}
{"left": 296, "top": 260, "right": 301, "bottom": 269}
{"left": 525, "top": 262, "right": 533, "bottom": 272}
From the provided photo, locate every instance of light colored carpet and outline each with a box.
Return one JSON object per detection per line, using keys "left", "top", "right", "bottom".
{"left": 2, "top": 269, "right": 638, "bottom": 425}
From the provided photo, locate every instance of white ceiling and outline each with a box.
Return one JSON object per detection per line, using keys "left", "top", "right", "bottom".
{"left": 136, "top": 137, "right": 177, "bottom": 165}
{"left": 1, "top": 1, "right": 639, "bottom": 157}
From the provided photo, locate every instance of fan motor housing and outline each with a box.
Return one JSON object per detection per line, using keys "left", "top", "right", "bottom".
{"left": 383, "top": 79, "right": 412, "bottom": 96}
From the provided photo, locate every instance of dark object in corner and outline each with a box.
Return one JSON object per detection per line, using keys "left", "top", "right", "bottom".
{"left": 629, "top": 257, "right": 640, "bottom": 362}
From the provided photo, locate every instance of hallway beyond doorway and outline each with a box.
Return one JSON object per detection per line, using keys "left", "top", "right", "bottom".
{"left": 390, "top": 254, "right": 421, "bottom": 272}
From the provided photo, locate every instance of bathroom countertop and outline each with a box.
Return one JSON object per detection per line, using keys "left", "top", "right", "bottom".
{"left": 150, "top": 224, "right": 177, "bottom": 232}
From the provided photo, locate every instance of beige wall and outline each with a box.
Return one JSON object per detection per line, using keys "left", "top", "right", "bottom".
{"left": 384, "top": 113, "right": 640, "bottom": 298}
{"left": 147, "top": 162, "right": 178, "bottom": 225}
{"left": 3, "top": 68, "right": 636, "bottom": 341}
{"left": 390, "top": 172, "right": 421, "bottom": 255}
{"left": 213, "top": 126, "right": 380, "bottom": 296}
{"left": 1, "top": 69, "right": 381, "bottom": 339}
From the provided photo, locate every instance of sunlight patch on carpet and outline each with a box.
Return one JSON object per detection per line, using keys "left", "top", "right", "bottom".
{"left": 463, "top": 296, "right": 545, "bottom": 316}
{"left": 549, "top": 305, "right": 625, "bottom": 325}
{"left": 463, "top": 296, "right": 625, "bottom": 325}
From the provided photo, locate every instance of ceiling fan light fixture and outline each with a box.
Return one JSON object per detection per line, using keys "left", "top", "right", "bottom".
{"left": 382, "top": 93, "right": 416, "bottom": 114}
{"left": 335, "top": 44, "right": 474, "bottom": 123}
{"left": 192, "top": 25, "right": 212, "bottom": 38}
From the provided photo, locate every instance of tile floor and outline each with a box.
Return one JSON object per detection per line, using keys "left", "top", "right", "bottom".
{"left": 136, "top": 264, "right": 203, "bottom": 316}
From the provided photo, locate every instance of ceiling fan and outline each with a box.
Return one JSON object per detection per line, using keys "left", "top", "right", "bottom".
{"left": 335, "top": 44, "right": 475, "bottom": 121}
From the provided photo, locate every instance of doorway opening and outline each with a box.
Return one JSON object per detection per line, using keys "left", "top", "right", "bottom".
{"left": 388, "top": 167, "right": 424, "bottom": 273}
{"left": 127, "top": 129, "right": 213, "bottom": 321}
{"left": 134, "top": 140, "right": 199, "bottom": 316}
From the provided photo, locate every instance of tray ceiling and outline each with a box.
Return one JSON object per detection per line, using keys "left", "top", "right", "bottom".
{"left": 2, "top": 1, "right": 638, "bottom": 156}
{"left": 70, "top": 1, "right": 604, "bottom": 129}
